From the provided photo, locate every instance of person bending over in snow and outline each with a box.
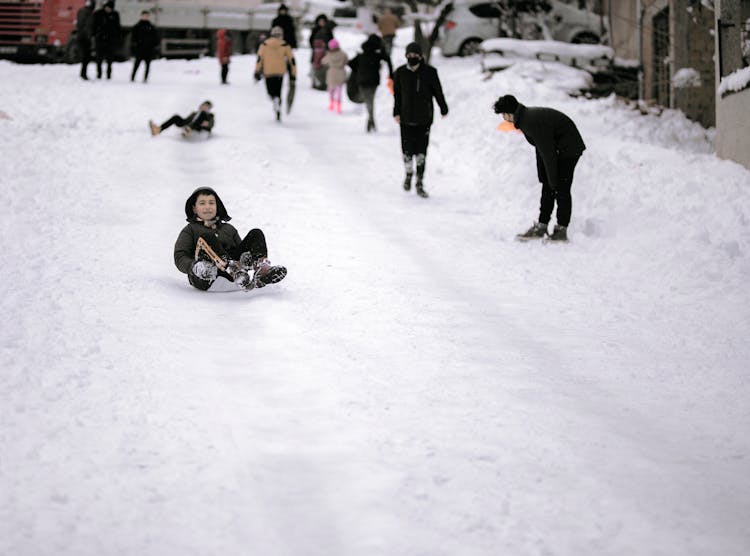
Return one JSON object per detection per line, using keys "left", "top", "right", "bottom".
{"left": 174, "top": 188, "right": 287, "bottom": 291}
{"left": 392, "top": 42, "right": 448, "bottom": 198}
{"left": 149, "top": 100, "right": 214, "bottom": 137}
{"left": 493, "top": 95, "right": 586, "bottom": 243}
{"left": 254, "top": 26, "right": 296, "bottom": 121}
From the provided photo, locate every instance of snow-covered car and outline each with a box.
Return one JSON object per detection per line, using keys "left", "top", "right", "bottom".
{"left": 301, "top": 0, "right": 358, "bottom": 28}
{"left": 437, "top": 0, "right": 606, "bottom": 57}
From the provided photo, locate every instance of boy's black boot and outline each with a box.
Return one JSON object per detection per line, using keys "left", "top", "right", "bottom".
{"left": 516, "top": 222, "right": 548, "bottom": 241}
{"left": 546, "top": 225, "right": 568, "bottom": 242}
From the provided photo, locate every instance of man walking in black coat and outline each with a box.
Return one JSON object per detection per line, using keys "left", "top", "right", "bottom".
{"left": 75, "top": 0, "right": 95, "bottom": 80}
{"left": 93, "top": 1, "right": 121, "bottom": 79}
{"left": 393, "top": 42, "right": 448, "bottom": 198}
{"left": 494, "top": 94, "right": 586, "bottom": 242}
{"left": 271, "top": 4, "right": 297, "bottom": 49}
{"left": 130, "top": 10, "right": 159, "bottom": 82}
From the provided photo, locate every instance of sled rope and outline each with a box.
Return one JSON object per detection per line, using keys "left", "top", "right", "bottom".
{"left": 195, "top": 237, "right": 228, "bottom": 271}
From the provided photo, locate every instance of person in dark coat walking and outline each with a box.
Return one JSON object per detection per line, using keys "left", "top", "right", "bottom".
{"left": 174, "top": 187, "right": 287, "bottom": 291}
{"left": 493, "top": 95, "right": 586, "bottom": 242}
{"left": 93, "top": 1, "right": 121, "bottom": 79}
{"left": 392, "top": 42, "right": 448, "bottom": 198}
{"left": 75, "top": 0, "right": 95, "bottom": 80}
{"left": 149, "top": 100, "right": 215, "bottom": 137}
{"left": 271, "top": 4, "right": 297, "bottom": 49}
{"left": 130, "top": 10, "right": 158, "bottom": 82}
{"left": 349, "top": 34, "right": 393, "bottom": 132}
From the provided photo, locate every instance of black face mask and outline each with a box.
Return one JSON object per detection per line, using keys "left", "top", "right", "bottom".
{"left": 406, "top": 56, "right": 421, "bottom": 68}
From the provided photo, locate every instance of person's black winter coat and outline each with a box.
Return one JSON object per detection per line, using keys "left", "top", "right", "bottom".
{"left": 393, "top": 63, "right": 448, "bottom": 126}
{"left": 271, "top": 13, "right": 297, "bottom": 48}
{"left": 349, "top": 35, "right": 393, "bottom": 87}
{"left": 76, "top": 5, "right": 94, "bottom": 40}
{"left": 309, "top": 24, "right": 333, "bottom": 50}
{"left": 93, "top": 8, "right": 121, "bottom": 47}
{"left": 130, "top": 20, "right": 159, "bottom": 58}
{"left": 512, "top": 103, "right": 586, "bottom": 190}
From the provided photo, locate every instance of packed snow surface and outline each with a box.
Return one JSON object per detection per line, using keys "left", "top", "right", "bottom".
{"left": 2, "top": 28, "right": 750, "bottom": 556}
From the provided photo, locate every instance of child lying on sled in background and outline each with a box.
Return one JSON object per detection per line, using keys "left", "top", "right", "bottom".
{"left": 150, "top": 100, "right": 214, "bottom": 138}
{"left": 174, "top": 187, "right": 287, "bottom": 291}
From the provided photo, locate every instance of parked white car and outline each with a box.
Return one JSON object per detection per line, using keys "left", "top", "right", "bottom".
{"left": 437, "top": 0, "right": 606, "bottom": 57}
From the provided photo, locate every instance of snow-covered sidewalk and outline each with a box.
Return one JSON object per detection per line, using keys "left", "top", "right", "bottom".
{"left": 1, "top": 30, "right": 749, "bottom": 556}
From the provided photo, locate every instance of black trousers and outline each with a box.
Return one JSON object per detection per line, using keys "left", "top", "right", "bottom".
{"left": 95, "top": 43, "right": 115, "bottom": 79}
{"left": 265, "top": 75, "right": 283, "bottom": 99}
{"left": 160, "top": 112, "right": 210, "bottom": 133}
{"left": 160, "top": 115, "right": 190, "bottom": 131}
{"left": 131, "top": 56, "right": 152, "bottom": 81}
{"left": 221, "top": 64, "right": 229, "bottom": 84}
{"left": 360, "top": 85, "right": 377, "bottom": 124}
{"left": 77, "top": 37, "right": 92, "bottom": 78}
{"left": 537, "top": 153, "right": 581, "bottom": 227}
{"left": 188, "top": 229, "right": 268, "bottom": 291}
{"left": 400, "top": 124, "right": 431, "bottom": 156}
{"left": 401, "top": 124, "right": 431, "bottom": 179}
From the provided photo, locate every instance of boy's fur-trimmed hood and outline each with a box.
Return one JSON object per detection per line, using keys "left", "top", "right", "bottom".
{"left": 184, "top": 187, "right": 231, "bottom": 222}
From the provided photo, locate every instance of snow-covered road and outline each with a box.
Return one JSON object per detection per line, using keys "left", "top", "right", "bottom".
{"left": 2, "top": 30, "right": 749, "bottom": 556}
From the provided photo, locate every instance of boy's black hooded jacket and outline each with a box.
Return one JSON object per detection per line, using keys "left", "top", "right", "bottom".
{"left": 513, "top": 103, "right": 586, "bottom": 191}
{"left": 174, "top": 187, "right": 241, "bottom": 274}
{"left": 393, "top": 62, "right": 448, "bottom": 126}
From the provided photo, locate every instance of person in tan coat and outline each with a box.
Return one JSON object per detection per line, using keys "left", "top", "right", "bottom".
{"left": 377, "top": 7, "right": 400, "bottom": 56}
{"left": 321, "top": 39, "right": 348, "bottom": 113}
{"left": 254, "top": 26, "right": 297, "bottom": 121}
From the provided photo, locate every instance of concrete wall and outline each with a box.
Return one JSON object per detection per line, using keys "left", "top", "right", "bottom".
{"left": 607, "top": 0, "right": 639, "bottom": 61}
{"left": 716, "top": 0, "right": 750, "bottom": 170}
{"left": 716, "top": 87, "right": 750, "bottom": 169}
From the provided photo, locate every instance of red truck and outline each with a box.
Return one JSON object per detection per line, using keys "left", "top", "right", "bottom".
{"left": 0, "top": 0, "right": 85, "bottom": 62}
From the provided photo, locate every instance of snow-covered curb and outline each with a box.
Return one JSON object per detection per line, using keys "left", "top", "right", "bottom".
{"left": 718, "top": 65, "right": 750, "bottom": 96}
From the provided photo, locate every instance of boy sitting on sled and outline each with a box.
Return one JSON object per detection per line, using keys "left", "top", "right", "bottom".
{"left": 174, "top": 187, "right": 287, "bottom": 291}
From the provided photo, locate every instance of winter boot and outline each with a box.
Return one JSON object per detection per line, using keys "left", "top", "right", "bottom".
{"left": 273, "top": 97, "right": 282, "bottom": 122}
{"left": 415, "top": 179, "right": 429, "bottom": 198}
{"left": 366, "top": 119, "right": 375, "bottom": 133}
{"left": 516, "top": 222, "right": 548, "bottom": 241}
{"left": 403, "top": 173, "right": 413, "bottom": 191}
{"left": 546, "top": 225, "right": 568, "bottom": 242}
{"left": 336, "top": 100, "right": 342, "bottom": 114}
{"left": 149, "top": 120, "right": 161, "bottom": 136}
{"left": 227, "top": 261, "right": 253, "bottom": 289}
{"left": 252, "top": 257, "right": 287, "bottom": 288}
